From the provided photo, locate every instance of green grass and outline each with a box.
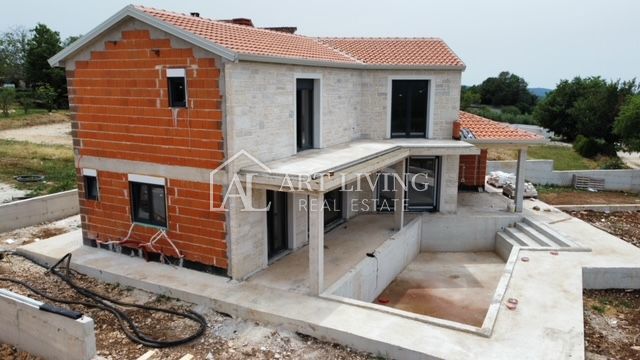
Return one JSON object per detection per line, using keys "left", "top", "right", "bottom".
{"left": 0, "top": 139, "right": 76, "bottom": 197}
{"left": 489, "top": 145, "right": 600, "bottom": 170}
{"left": 527, "top": 145, "right": 598, "bottom": 170}
{"left": 0, "top": 110, "right": 70, "bottom": 131}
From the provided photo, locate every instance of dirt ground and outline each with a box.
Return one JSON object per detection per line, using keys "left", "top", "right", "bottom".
{"left": 0, "top": 215, "right": 80, "bottom": 251}
{"left": 568, "top": 211, "right": 640, "bottom": 249}
{"left": 0, "top": 121, "right": 72, "bottom": 146}
{"left": 584, "top": 289, "right": 640, "bottom": 360}
{"left": 0, "top": 220, "right": 374, "bottom": 360}
{"left": 539, "top": 190, "right": 640, "bottom": 206}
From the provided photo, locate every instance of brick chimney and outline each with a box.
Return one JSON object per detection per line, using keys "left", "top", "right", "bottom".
{"left": 219, "top": 18, "right": 254, "bottom": 27}
{"left": 452, "top": 121, "right": 461, "bottom": 140}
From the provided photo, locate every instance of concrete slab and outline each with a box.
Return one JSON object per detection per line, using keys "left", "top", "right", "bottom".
{"left": 376, "top": 252, "right": 506, "bottom": 328}
{"left": 248, "top": 214, "right": 411, "bottom": 293}
{"left": 16, "top": 195, "right": 640, "bottom": 359}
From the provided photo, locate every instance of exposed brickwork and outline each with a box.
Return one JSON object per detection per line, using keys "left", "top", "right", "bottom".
{"left": 79, "top": 170, "right": 227, "bottom": 268}
{"left": 69, "top": 29, "right": 224, "bottom": 169}
{"left": 72, "top": 29, "right": 227, "bottom": 269}
{"left": 459, "top": 149, "right": 488, "bottom": 189}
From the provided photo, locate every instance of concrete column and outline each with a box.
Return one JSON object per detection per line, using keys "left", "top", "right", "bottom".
{"left": 308, "top": 192, "right": 324, "bottom": 295}
{"left": 394, "top": 160, "right": 406, "bottom": 230}
{"left": 515, "top": 148, "right": 527, "bottom": 212}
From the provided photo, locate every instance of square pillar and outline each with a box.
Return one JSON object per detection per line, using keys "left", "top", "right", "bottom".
{"left": 394, "top": 160, "right": 406, "bottom": 230}
{"left": 514, "top": 148, "right": 527, "bottom": 212}
{"left": 308, "top": 192, "right": 324, "bottom": 295}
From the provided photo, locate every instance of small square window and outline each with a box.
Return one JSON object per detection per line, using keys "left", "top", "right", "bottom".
{"left": 167, "top": 69, "right": 187, "bottom": 108}
{"left": 84, "top": 175, "right": 98, "bottom": 200}
{"left": 131, "top": 182, "right": 167, "bottom": 227}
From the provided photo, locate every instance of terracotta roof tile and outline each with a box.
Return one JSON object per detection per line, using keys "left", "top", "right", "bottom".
{"left": 317, "top": 38, "right": 464, "bottom": 67}
{"left": 458, "top": 111, "right": 543, "bottom": 142}
{"left": 137, "top": 6, "right": 464, "bottom": 67}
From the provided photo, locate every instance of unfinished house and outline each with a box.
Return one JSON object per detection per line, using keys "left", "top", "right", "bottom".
{"left": 49, "top": 5, "right": 581, "bottom": 336}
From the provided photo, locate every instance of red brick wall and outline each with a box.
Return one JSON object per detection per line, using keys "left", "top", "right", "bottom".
{"left": 68, "top": 29, "right": 223, "bottom": 169}
{"left": 71, "top": 29, "right": 227, "bottom": 269}
{"left": 459, "top": 149, "right": 488, "bottom": 189}
{"left": 79, "top": 170, "right": 227, "bottom": 269}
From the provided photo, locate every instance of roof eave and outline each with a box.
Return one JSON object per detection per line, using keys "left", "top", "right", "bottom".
{"left": 48, "top": 5, "right": 238, "bottom": 67}
{"left": 463, "top": 138, "right": 548, "bottom": 147}
{"left": 236, "top": 53, "right": 466, "bottom": 71}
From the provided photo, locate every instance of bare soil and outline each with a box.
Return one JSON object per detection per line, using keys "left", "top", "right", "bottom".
{"left": 0, "top": 221, "right": 374, "bottom": 360}
{"left": 539, "top": 190, "right": 640, "bottom": 206}
{"left": 584, "top": 289, "right": 640, "bottom": 360}
{"left": 568, "top": 210, "right": 640, "bottom": 249}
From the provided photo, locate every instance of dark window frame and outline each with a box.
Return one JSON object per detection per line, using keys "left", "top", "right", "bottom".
{"left": 84, "top": 175, "right": 99, "bottom": 201}
{"left": 130, "top": 181, "right": 168, "bottom": 228}
{"left": 167, "top": 72, "right": 187, "bottom": 108}
{"left": 296, "top": 78, "right": 315, "bottom": 152}
{"left": 390, "top": 79, "right": 430, "bottom": 138}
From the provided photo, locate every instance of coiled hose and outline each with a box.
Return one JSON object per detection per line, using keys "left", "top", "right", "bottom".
{"left": 0, "top": 251, "right": 207, "bottom": 348}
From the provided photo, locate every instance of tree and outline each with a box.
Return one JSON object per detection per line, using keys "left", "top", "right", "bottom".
{"left": 16, "top": 90, "right": 34, "bottom": 114}
{"left": 25, "top": 23, "right": 66, "bottom": 107}
{"left": 460, "top": 86, "right": 481, "bottom": 110}
{"left": 0, "top": 27, "right": 30, "bottom": 85}
{"left": 614, "top": 95, "right": 640, "bottom": 152}
{"left": 478, "top": 71, "right": 537, "bottom": 113}
{"left": 63, "top": 35, "right": 81, "bottom": 47}
{"left": 35, "top": 84, "right": 56, "bottom": 112}
{"left": 535, "top": 77, "right": 636, "bottom": 145}
{"left": 0, "top": 88, "right": 16, "bottom": 117}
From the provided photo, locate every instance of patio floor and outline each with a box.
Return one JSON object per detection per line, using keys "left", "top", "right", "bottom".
{"left": 247, "top": 213, "right": 415, "bottom": 294}
{"left": 376, "top": 251, "right": 506, "bottom": 327}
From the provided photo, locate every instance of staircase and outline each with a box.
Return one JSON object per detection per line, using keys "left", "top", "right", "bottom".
{"left": 496, "top": 217, "right": 590, "bottom": 260}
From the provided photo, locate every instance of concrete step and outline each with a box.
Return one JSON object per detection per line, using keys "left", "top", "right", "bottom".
{"left": 504, "top": 226, "right": 544, "bottom": 248}
{"left": 523, "top": 217, "right": 577, "bottom": 248}
{"left": 495, "top": 231, "right": 519, "bottom": 261}
{"left": 515, "top": 223, "right": 557, "bottom": 247}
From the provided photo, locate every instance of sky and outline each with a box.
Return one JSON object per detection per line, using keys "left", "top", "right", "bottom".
{"left": 3, "top": 0, "right": 639, "bottom": 88}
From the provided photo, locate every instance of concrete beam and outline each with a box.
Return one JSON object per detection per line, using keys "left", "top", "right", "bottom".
{"left": 393, "top": 160, "right": 406, "bottom": 230}
{"left": 514, "top": 148, "right": 527, "bottom": 213}
{"left": 308, "top": 193, "right": 324, "bottom": 295}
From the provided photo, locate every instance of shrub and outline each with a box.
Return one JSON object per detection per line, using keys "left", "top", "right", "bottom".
{"left": 573, "top": 135, "right": 616, "bottom": 158}
{"left": 599, "top": 157, "right": 627, "bottom": 169}
{"left": 501, "top": 105, "right": 521, "bottom": 115}
{"left": 0, "top": 88, "right": 16, "bottom": 117}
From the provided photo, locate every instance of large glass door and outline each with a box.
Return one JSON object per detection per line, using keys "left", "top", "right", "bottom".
{"left": 266, "top": 190, "right": 288, "bottom": 259}
{"left": 324, "top": 188, "right": 343, "bottom": 229}
{"left": 390, "top": 80, "right": 429, "bottom": 138}
{"left": 406, "top": 157, "right": 439, "bottom": 211}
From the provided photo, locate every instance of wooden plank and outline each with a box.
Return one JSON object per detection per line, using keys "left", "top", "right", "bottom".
{"left": 136, "top": 350, "right": 158, "bottom": 360}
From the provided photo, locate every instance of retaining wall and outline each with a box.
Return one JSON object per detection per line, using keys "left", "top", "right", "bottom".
{"left": 421, "top": 212, "right": 521, "bottom": 252}
{"left": 0, "top": 289, "right": 95, "bottom": 360}
{"left": 0, "top": 190, "right": 79, "bottom": 232}
{"left": 488, "top": 160, "right": 640, "bottom": 192}
{"left": 326, "top": 218, "right": 422, "bottom": 302}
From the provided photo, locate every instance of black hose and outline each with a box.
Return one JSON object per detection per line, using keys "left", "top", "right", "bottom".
{"left": 0, "top": 251, "right": 207, "bottom": 348}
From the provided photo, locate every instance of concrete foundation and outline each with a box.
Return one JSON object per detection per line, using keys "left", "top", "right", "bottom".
{"left": 0, "top": 289, "right": 96, "bottom": 360}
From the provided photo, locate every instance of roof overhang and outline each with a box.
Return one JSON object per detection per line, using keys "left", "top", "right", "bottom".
{"left": 463, "top": 138, "right": 548, "bottom": 148}
{"left": 49, "top": 4, "right": 467, "bottom": 71}
{"left": 48, "top": 4, "right": 238, "bottom": 67}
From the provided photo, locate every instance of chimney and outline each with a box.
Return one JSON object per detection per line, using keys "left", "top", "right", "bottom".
{"left": 452, "top": 121, "right": 461, "bottom": 140}
{"left": 262, "top": 27, "right": 297, "bottom": 34}
{"left": 190, "top": 12, "right": 200, "bottom": 17}
{"left": 218, "top": 18, "right": 254, "bottom": 27}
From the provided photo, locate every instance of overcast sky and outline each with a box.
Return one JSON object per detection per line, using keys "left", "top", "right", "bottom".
{"left": 4, "top": 0, "right": 639, "bottom": 88}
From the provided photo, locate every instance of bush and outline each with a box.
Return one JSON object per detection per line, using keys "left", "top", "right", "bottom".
{"left": 467, "top": 107, "right": 537, "bottom": 125}
{"left": 573, "top": 135, "right": 616, "bottom": 158}
{"left": 501, "top": 105, "right": 521, "bottom": 115}
{"left": 0, "top": 88, "right": 16, "bottom": 117}
{"left": 600, "top": 157, "right": 626, "bottom": 169}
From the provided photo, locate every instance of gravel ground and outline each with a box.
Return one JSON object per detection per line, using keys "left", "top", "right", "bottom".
{"left": 568, "top": 210, "right": 640, "bottom": 248}
{"left": 0, "top": 121, "right": 71, "bottom": 146}
{"left": 0, "top": 218, "right": 375, "bottom": 360}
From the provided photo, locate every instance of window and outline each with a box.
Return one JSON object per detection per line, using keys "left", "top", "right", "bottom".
{"left": 167, "top": 68, "right": 187, "bottom": 108}
{"left": 296, "top": 78, "right": 315, "bottom": 151}
{"left": 405, "top": 157, "right": 439, "bottom": 211}
{"left": 324, "top": 188, "right": 343, "bottom": 228}
{"left": 390, "top": 80, "right": 429, "bottom": 138}
{"left": 82, "top": 168, "right": 98, "bottom": 200}
{"left": 130, "top": 182, "right": 167, "bottom": 227}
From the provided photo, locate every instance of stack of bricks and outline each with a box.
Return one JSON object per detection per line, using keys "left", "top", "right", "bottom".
{"left": 71, "top": 29, "right": 227, "bottom": 270}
